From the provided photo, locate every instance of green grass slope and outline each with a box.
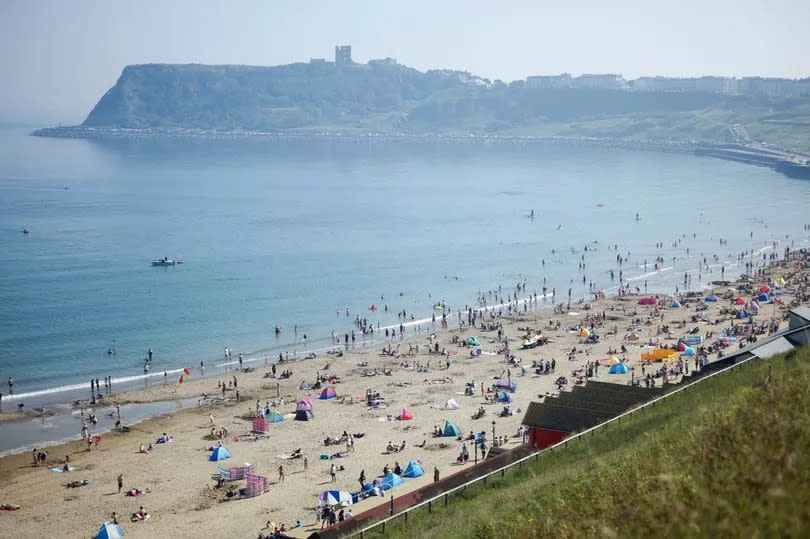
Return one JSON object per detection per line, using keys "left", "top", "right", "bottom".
{"left": 370, "top": 347, "right": 810, "bottom": 538}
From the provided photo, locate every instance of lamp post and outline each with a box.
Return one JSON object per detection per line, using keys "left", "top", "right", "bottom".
{"left": 492, "top": 420, "right": 496, "bottom": 449}
{"left": 474, "top": 441, "right": 478, "bottom": 464}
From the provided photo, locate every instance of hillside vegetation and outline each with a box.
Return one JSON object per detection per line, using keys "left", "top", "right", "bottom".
{"left": 76, "top": 63, "right": 810, "bottom": 152}
{"left": 368, "top": 347, "right": 810, "bottom": 538}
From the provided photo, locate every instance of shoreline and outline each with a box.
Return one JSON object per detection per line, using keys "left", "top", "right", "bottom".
{"left": 29, "top": 126, "right": 810, "bottom": 179}
{"left": 0, "top": 254, "right": 805, "bottom": 538}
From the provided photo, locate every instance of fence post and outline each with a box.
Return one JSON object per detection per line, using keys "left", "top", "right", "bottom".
{"left": 428, "top": 500, "right": 432, "bottom": 513}
{"left": 390, "top": 495, "right": 394, "bottom": 515}
{"left": 382, "top": 520, "right": 386, "bottom": 533}
{"left": 444, "top": 493, "right": 448, "bottom": 506}
{"left": 501, "top": 468, "right": 505, "bottom": 477}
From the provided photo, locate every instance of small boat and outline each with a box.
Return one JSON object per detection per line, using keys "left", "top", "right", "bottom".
{"left": 151, "top": 257, "right": 180, "bottom": 267}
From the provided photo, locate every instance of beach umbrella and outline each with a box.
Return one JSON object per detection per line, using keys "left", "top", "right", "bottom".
{"left": 318, "top": 387, "right": 337, "bottom": 400}
{"left": 209, "top": 446, "right": 231, "bottom": 461}
{"left": 96, "top": 522, "right": 124, "bottom": 539}
{"left": 609, "top": 363, "right": 630, "bottom": 375}
{"left": 318, "top": 490, "right": 353, "bottom": 506}
{"left": 398, "top": 407, "right": 413, "bottom": 420}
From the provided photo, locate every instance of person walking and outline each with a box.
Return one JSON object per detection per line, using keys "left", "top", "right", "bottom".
{"left": 278, "top": 465, "right": 285, "bottom": 484}
{"left": 303, "top": 456, "right": 308, "bottom": 472}
{"left": 117, "top": 473, "right": 123, "bottom": 494}
{"left": 330, "top": 462, "right": 337, "bottom": 483}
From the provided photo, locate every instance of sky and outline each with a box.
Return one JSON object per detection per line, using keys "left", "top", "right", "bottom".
{"left": 1, "top": 0, "right": 808, "bottom": 124}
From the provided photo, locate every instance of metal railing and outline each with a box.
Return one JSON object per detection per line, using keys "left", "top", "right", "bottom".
{"left": 353, "top": 353, "right": 756, "bottom": 538}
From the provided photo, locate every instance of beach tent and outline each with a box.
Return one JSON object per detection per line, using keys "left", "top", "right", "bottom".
{"left": 267, "top": 410, "right": 284, "bottom": 423}
{"left": 760, "top": 285, "right": 771, "bottom": 292}
{"left": 209, "top": 446, "right": 231, "bottom": 461}
{"left": 319, "top": 387, "right": 337, "bottom": 400}
{"left": 318, "top": 490, "right": 353, "bottom": 507}
{"left": 446, "top": 398, "right": 461, "bottom": 410}
{"left": 609, "top": 356, "right": 620, "bottom": 366}
{"left": 468, "top": 336, "right": 480, "bottom": 346}
{"left": 403, "top": 460, "right": 425, "bottom": 478}
{"left": 677, "top": 342, "right": 687, "bottom": 352}
{"left": 609, "top": 363, "right": 630, "bottom": 374}
{"left": 735, "top": 297, "right": 746, "bottom": 305}
{"left": 300, "top": 396, "right": 313, "bottom": 406}
{"left": 497, "top": 391, "right": 512, "bottom": 403}
{"left": 444, "top": 419, "right": 462, "bottom": 437}
{"left": 96, "top": 522, "right": 124, "bottom": 539}
{"left": 758, "top": 293, "right": 770, "bottom": 302}
{"left": 496, "top": 377, "right": 518, "bottom": 391}
{"left": 705, "top": 294, "right": 718, "bottom": 302}
{"left": 627, "top": 331, "right": 640, "bottom": 341}
{"left": 380, "top": 472, "right": 404, "bottom": 491}
{"left": 736, "top": 309, "right": 750, "bottom": 319}
{"left": 296, "top": 399, "right": 313, "bottom": 412}
{"left": 294, "top": 409, "right": 314, "bottom": 421}
{"left": 579, "top": 327, "right": 590, "bottom": 337}
{"left": 682, "top": 346, "right": 696, "bottom": 356}
{"left": 671, "top": 300, "right": 681, "bottom": 308}
{"left": 398, "top": 407, "right": 413, "bottom": 420}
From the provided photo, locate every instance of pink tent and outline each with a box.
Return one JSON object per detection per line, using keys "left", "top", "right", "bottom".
{"left": 398, "top": 408, "right": 413, "bottom": 420}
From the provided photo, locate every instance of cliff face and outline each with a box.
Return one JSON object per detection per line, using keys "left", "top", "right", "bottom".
{"left": 82, "top": 63, "right": 467, "bottom": 130}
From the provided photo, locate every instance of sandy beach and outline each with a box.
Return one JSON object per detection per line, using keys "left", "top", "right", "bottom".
{"left": 0, "top": 255, "right": 807, "bottom": 539}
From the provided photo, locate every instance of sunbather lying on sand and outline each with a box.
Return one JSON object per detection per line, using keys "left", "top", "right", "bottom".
{"left": 66, "top": 479, "right": 91, "bottom": 488}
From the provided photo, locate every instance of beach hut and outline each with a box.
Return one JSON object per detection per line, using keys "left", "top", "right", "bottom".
{"left": 705, "top": 294, "right": 718, "bottom": 302}
{"left": 209, "top": 446, "right": 231, "bottom": 461}
{"left": 446, "top": 398, "right": 461, "bottom": 410}
{"left": 671, "top": 300, "right": 681, "bottom": 308}
{"left": 318, "top": 490, "right": 353, "bottom": 507}
{"left": 736, "top": 309, "right": 750, "bottom": 319}
{"left": 398, "top": 407, "right": 413, "bottom": 420}
{"left": 96, "top": 522, "right": 124, "bottom": 539}
{"left": 403, "top": 460, "right": 425, "bottom": 478}
{"left": 444, "top": 419, "right": 462, "bottom": 437}
{"left": 497, "top": 391, "right": 512, "bottom": 403}
{"left": 267, "top": 410, "right": 284, "bottom": 423}
{"left": 609, "top": 363, "right": 630, "bottom": 375}
{"left": 380, "top": 472, "right": 405, "bottom": 491}
{"left": 468, "top": 336, "right": 480, "bottom": 346}
{"left": 319, "top": 387, "right": 337, "bottom": 400}
{"left": 294, "top": 409, "right": 314, "bottom": 421}
{"left": 496, "top": 377, "right": 518, "bottom": 391}
{"left": 682, "top": 346, "right": 696, "bottom": 357}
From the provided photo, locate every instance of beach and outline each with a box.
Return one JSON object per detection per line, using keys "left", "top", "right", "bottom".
{"left": 0, "top": 253, "right": 807, "bottom": 538}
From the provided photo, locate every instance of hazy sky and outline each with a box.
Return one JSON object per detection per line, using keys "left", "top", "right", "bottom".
{"left": 1, "top": 0, "right": 808, "bottom": 124}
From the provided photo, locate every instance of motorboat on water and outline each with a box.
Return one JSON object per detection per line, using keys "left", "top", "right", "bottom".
{"left": 151, "top": 257, "right": 183, "bottom": 266}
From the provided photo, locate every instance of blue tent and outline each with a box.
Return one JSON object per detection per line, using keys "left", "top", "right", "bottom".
{"left": 736, "top": 309, "right": 750, "bottom": 319}
{"left": 444, "top": 419, "right": 462, "bottom": 437}
{"left": 497, "top": 391, "right": 512, "bottom": 403}
{"left": 758, "top": 293, "right": 769, "bottom": 302}
{"left": 609, "top": 363, "right": 630, "bottom": 374}
{"left": 380, "top": 472, "right": 404, "bottom": 491}
{"left": 96, "top": 523, "right": 124, "bottom": 539}
{"left": 671, "top": 300, "right": 681, "bottom": 308}
{"left": 403, "top": 460, "right": 424, "bottom": 478}
{"left": 705, "top": 294, "right": 718, "bottom": 302}
{"left": 682, "top": 346, "right": 696, "bottom": 356}
{"left": 209, "top": 446, "right": 231, "bottom": 461}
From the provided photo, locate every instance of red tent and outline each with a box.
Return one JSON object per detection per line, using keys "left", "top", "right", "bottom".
{"left": 760, "top": 285, "right": 770, "bottom": 292}
{"left": 735, "top": 297, "right": 745, "bottom": 305}
{"left": 677, "top": 342, "right": 686, "bottom": 352}
{"left": 398, "top": 408, "right": 413, "bottom": 420}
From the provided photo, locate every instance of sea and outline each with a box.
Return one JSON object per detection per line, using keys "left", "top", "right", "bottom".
{"left": 1, "top": 127, "right": 809, "bottom": 452}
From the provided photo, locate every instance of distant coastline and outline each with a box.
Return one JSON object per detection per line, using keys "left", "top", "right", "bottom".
{"left": 31, "top": 125, "right": 810, "bottom": 179}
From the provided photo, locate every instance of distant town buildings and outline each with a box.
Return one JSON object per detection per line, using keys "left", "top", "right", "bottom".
{"left": 368, "top": 57, "right": 397, "bottom": 66}
{"left": 334, "top": 45, "right": 352, "bottom": 66}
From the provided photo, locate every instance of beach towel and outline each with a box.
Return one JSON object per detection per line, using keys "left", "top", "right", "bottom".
{"left": 51, "top": 466, "right": 78, "bottom": 473}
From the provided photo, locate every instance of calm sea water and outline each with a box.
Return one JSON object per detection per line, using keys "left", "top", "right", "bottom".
{"left": 1, "top": 128, "right": 809, "bottom": 408}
